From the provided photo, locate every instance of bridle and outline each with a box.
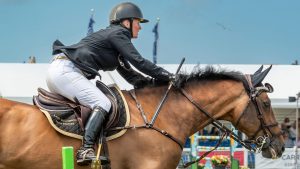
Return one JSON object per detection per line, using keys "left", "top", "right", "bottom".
{"left": 181, "top": 74, "right": 283, "bottom": 153}
{"left": 234, "top": 74, "right": 284, "bottom": 152}
{"left": 181, "top": 74, "right": 283, "bottom": 167}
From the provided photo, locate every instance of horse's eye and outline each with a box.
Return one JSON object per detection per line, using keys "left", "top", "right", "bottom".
{"left": 263, "top": 101, "right": 270, "bottom": 107}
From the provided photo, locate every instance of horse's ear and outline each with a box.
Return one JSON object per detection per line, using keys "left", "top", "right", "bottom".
{"left": 252, "top": 65, "right": 272, "bottom": 87}
{"left": 253, "top": 65, "right": 263, "bottom": 76}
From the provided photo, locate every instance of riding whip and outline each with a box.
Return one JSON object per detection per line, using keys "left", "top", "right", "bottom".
{"left": 149, "top": 57, "right": 185, "bottom": 126}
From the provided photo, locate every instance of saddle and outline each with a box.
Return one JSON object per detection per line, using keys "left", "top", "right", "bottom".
{"left": 33, "top": 81, "right": 130, "bottom": 139}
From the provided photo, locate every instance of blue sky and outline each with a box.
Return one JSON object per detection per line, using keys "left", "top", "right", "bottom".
{"left": 0, "top": 0, "right": 299, "bottom": 64}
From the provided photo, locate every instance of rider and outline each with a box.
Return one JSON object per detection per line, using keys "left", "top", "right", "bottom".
{"left": 46, "top": 2, "right": 173, "bottom": 166}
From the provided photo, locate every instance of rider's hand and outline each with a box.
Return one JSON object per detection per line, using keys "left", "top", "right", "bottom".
{"left": 168, "top": 73, "right": 176, "bottom": 82}
{"left": 148, "top": 77, "right": 169, "bottom": 86}
{"left": 148, "top": 77, "right": 156, "bottom": 84}
{"left": 169, "top": 73, "right": 181, "bottom": 88}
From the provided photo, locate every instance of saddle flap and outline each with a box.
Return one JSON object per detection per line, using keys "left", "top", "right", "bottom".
{"left": 96, "top": 81, "right": 117, "bottom": 102}
{"left": 96, "top": 80, "right": 119, "bottom": 129}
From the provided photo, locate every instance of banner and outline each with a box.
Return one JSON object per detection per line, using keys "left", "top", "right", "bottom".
{"left": 255, "top": 148, "right": 300, "bottom": 169}
{"left": 152, "top": 19, "right": 159, "bottom": 64}
{"left": 87, "top": 9, "right": 95, "bottom": 36}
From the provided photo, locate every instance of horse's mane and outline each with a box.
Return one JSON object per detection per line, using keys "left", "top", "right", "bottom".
{"left": 137, "top": 65, "right": 244, "bottom": 89}
{"left": 175, "top": 65, "right": 244, "bottom": 87}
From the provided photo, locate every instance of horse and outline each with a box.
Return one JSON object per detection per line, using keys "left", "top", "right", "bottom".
{"left": 0, "top": 65, "right": 285, "bottom": 169}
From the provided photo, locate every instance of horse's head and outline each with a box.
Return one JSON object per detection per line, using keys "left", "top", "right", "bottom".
{"left": 234, "top": 65, "right": 285, "bottom": 159}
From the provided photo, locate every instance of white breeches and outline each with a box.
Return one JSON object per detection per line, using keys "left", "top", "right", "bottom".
{"left": 46, "top": 57, "right": 111, "bottom": 112}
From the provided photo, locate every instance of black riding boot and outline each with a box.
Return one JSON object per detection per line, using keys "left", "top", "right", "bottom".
{"left": 76, "top": 106, "right": 108, "bottom": 166}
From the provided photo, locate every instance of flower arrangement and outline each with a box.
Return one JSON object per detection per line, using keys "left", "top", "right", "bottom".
{"left": 211, "top": 155, "right": 230, "bottom": 168}
{"left": 197, "top": 163, "right": 205, "bottom": 169}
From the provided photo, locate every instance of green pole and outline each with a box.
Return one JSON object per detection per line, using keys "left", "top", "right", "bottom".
{"left": 191, "top": 157, "right": 198, "bottom": 169}
{"left": 62, "top": 146, "right": 74, "bottom": 169}
{"left": 191, "top": 158, "right": 198, "bottom": 169}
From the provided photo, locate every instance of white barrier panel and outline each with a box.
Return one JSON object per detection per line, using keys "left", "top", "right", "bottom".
{"left": 255, "top": 148, "right": 300, "bottom": 169}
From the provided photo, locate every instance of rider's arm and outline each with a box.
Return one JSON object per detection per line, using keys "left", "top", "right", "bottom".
{"left": 109, "top": 29, "right": 172, "bottom": 81}
{"left": 116, "top": 59, "right": 151, "bottom": 88}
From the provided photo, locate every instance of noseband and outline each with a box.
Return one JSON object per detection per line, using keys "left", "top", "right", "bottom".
{"left": 234, "top": 75, "right": 284, "bottom": 152}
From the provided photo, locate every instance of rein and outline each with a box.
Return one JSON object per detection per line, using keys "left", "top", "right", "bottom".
{"left": 179, "top": 88, "right": 254, "bottom": 150}
{"left": 109, "top": 72, "right": 282, "bottom": 168}
{"left": 120, "top": 83, "right": 255, "bottom": 168}
{"left": 108, "top": 58, "right": 186, "bottom": 149}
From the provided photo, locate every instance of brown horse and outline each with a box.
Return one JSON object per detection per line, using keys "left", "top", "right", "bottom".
{"left": 0, "top": 66, "right": 284, "bottom": 169}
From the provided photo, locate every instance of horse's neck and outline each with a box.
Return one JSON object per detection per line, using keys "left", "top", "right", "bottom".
{"left": 134, "top": 86, "right": 194, "bottom": 140}
{"left": 183, "top": 81, "right": 249, "bottom": 132}
{"left": 133, "top": 81, "right": 248, "bottom": 142}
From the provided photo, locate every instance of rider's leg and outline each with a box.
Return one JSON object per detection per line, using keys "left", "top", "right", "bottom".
{"left": 46, "top": 58, "right": 112, "bottom": 165}
{"left": 76, "top": 106, "right": 109, "bottom": 165}
{"left": 46, "top": 59, "right": 111, "bottom": 109}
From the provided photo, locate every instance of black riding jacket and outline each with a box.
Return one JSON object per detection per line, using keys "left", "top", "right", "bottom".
{"left": 52, "top": 24, "right": 171, "bottom": 86}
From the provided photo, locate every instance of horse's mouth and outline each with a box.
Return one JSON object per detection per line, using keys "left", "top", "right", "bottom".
{"left": 262, "top": 145, "right": 282, "bottom": 159}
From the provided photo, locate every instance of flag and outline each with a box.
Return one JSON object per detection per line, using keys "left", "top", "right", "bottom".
{"left": 87, "top": 10, "right": 95, "bottom": 36}
{"left": 152, "top": 19, "right": 159, "bottom": 64}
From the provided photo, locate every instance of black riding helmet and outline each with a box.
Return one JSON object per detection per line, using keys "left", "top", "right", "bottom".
{"left": 109, "top": 2, "right": 149, "bottom": 37}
